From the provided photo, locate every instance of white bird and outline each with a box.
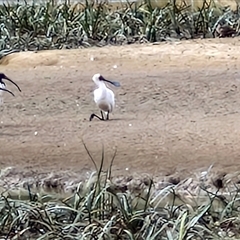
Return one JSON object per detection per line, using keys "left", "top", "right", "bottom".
{"left": 90, "top": 73, "right": 120, "bottom": 121}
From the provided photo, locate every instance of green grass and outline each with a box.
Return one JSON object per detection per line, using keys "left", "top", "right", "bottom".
{"left": 0, "top": 0, "right": 239, "bottom": 56}
{"left": 1, "top": 145, "right": 240, "bottom": 239}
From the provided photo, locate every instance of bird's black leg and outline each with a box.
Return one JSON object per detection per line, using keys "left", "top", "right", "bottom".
{"left": 89, "top": 111, "right": 105, "bottom": 121}
{"left": 89, "top": 114, "right": 102, "bottom": 121}
{"left": 106, "top": 111, "right": 110, "bottom": 120}
{"left": 101, "top": 111, "right": 104, "bottom": 120}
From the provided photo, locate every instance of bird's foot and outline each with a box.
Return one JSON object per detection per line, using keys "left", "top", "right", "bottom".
{"left": 89, "top": 113, "right": 104, "bottom": 121}
{"left": 89, "top": 114, "right": 95, "bottom": 121}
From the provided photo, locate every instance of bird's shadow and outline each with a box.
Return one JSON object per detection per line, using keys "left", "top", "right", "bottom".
{"left": 107, "top": 118, "right": 129, "bottom": 121}
{"left": 88, "top": 117, "right": 136, "bottom": 122}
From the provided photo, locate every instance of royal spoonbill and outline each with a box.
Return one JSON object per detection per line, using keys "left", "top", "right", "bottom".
{"left": 90, "top": 73, "right": 120, "bottom": 121}
{"left": 0, "top": 73, "right": 21, "bottom": 96}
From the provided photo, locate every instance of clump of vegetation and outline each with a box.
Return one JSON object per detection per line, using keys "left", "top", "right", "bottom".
{"left": 0, "top": 0, "right": 239, "bottom": 56}
{"left": 1, "top": 146, "right": 240, "bottom": 239}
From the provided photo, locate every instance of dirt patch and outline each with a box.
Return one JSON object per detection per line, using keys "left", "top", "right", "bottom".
{"left": 148, "top": 0, "right": 239, "bottom": 10}
{"left": 0, "top": 38, "right": 240, "bottom": 184}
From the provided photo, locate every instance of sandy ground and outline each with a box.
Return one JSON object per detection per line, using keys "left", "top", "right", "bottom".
{"left": 0, "top": 38, "right": 240, "bottom": 183}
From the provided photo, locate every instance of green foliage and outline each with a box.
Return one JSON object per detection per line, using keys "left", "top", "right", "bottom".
{"left": 0, "top": 0, "right": 238, "bottom": 54}
{"left": 1, "top": 145, "right": 240, "bottom": 239}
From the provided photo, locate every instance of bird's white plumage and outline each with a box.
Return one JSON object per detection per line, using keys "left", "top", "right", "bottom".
{"left": 0, "top": 83, "right": 6, "bottom": 104}
{"left": 92, "top": 73, "right": 115, "bottom": 115}
{"left": 0, "top": 83, "right": 6, "bottom": 93}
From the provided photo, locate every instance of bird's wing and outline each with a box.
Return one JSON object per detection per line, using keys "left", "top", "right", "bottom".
{"left": 106, "top": 88, "right": 115, "bottom": 106}
{"left": 93, "top": 88, "right": 102, "bottom": 104}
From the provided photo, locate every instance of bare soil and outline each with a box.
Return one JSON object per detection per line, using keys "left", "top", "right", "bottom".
{"left": 0, "top": 38, "right": 240, "bottom": 183}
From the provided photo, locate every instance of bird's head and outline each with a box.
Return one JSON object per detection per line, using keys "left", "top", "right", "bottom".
{"left": 92, "top": 73, "right": 103, "bottom": 84}
{"left": 0, "top": 73, "right": 7, "bottom": 85}
{"left": 92, "top": 73, "right": 121, "bottom": 87}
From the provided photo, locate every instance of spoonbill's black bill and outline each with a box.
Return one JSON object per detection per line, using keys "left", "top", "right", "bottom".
{"left": 0, "top": 87, "right": 15, "bottom": 96}
{"left": 0, "top": 73, "right": 21, "bottom": 92}
{"left": 102, "top": 79, "right": 121, "bottom": 87}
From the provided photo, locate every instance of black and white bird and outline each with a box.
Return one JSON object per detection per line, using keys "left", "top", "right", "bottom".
{"left": 0, "top": 73, "right": 21, "bottom": 98}
{"left": 90, "top": 73, "right": 120, "bottom": 121}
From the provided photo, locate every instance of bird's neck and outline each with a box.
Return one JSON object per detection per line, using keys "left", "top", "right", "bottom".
{"left": 98, "top": 81, "right": 107, "bottom": 89}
